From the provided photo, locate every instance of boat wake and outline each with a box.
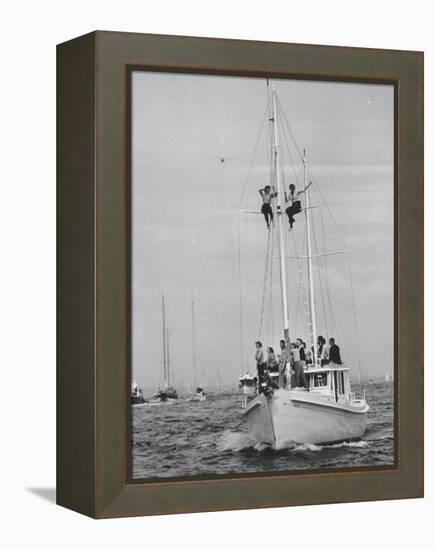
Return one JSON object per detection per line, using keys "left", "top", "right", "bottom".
{"left": 217, "top": 430, "right": 369, "bottom": 453}
{"left": 217, "top": 430, "right": 262, "bottom": 452}
{"left": 272, "top": 439, "right": 368, "bottom": 452}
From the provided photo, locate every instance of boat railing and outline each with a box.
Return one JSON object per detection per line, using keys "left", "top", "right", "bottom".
{"left": 241, "top": 394, "right": 248, "bottom": 410}
{"left": 347, "top": 390, "right": 367, "bottom": 407}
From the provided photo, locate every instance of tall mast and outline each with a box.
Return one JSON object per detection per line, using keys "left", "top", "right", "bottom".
{"left": 162, "top": 292, "right": 167, "bottom": 386}
{"left": 166, "top": 328, "right": 170, "bottom": 386}
{"left": 271, "top": 87, "right": 290, "bottom": 344}
{"left": 304, "top": 151, "right": 319, "bottom": 365}
{"left": 191, "top": 289, "right": 197, "bottom": 388}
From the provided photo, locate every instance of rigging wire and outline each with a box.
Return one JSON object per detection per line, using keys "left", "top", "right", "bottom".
{"left": 318, "top": 187, "right": 339, "bottom": 340}
{"left": 276, "top": 99, "right": 301, "bottom": 187}
{"left": 236, "top": 99, "right": 271, "bottom": 372}
{"left": 291, "top": 229, "right": 302, "bottom": 338}
{"left": 258, "top": 225, "right": 273, "bottom": 339}
{"left": 237, "top": 104, "right": 269, "bottom": 211}
{"left": 347, "top": 260, "right": 363, "bottom": 385}
{"left": 238, "top": 84, "right": 362, "bottom": 384}
{"left": 308, "top": 168, "right": 363, "bottom": 384}
{"left": 311, "top": 212, "right": 330, "bottom": 338}
{"left": 268, "top": 226, "right": 278, "bottom": 344}
{"left": 276, "top": 95, "right": 304, "bottom": 163}
{"left": 237, "top": 213, "right": 244, "bottom": 370}
{"left": 277, "top": 93, "right": 363, "bottom": 382}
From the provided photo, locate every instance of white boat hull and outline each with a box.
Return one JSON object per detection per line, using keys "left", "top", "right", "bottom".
{"left": 146, "top": 398, "right": 177, "bottom": 406}
{"left": 186, "top": 395, "right": 206, "bottom": 402}
{"left": 243, "top": 389, "right": 369, "bottom": 448}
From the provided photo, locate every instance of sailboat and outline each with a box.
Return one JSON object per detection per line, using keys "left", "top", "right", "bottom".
{"left": 186, "top": 287, "right": 206, "bottom": 402}
{"left": 151, "top": 292, "right": 178, "bottom": 403}
{"left": 240, "top": 84, "right": 369, "bottom": 448}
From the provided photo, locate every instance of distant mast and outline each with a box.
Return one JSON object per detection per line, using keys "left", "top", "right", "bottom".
{"left": 271, "top": 86, "right": 290, "bottom": 345}
{"left": 191, "top": 288, "right": 197, "bottom": 388}
{"left": 166, "top": 328, "right": 170, "bottom": 386}
{"left": 162, "top": 292, "right": 167, "bottom": 386}
{"left": 303, "top": 152, "right": 319, "bottom": 365}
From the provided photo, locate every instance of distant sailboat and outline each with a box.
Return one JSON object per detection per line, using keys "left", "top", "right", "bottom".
{"left": 216, "top": 366, "right": 222, "bottom": 392}
{"left": 151, "top": 292, "right": 178, "bottom": 403}
{"left": 240, "top": 83, "right": 369, "bottom": 447}
{"left": 186, "top": 287, "right": 206, "bottom": 402}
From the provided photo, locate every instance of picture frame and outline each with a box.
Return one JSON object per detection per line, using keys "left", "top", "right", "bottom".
{"left": 57, "top": 30, "right": 423, "bottom": 518}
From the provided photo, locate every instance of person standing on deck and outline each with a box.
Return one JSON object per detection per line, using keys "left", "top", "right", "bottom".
{"left": 291, "top": 342, "right": 300, "bottom": 363}
{"left": 316, "top": 335, "right": 326, "bottom": 366}
{"left": 291, "top": 342, "right": 309, "bottom": 390}
{"left": 329, "top": 338, "right": 343, "bottom": 365}
{"left": 321, "top": 338, "right": 330, "bottom": 366}
{"left": 266, "top": 346, "right": 279, "bottom": 373}
{"left": 255, "top": 341, "right": 266, "bottom": 393}
{"left": 259, "top": 185, "right": 277, "bottom": 229}
{"left": 296, "top": 338, "right": 306, "bottom": 361}
{"left": 278, "top": 339, "right": 290, "bottom": 388}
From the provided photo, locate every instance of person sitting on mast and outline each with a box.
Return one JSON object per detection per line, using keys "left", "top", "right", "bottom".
{"left": 259, "top": 185, "right": 277, "bottom": 229}
{"left": 285, "top": 183, "right": 304, "bottom": 229}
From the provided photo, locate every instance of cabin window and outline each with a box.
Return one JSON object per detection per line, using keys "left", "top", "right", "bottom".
{"left": 313, "top": 373, "right": 328, "bottom": 387}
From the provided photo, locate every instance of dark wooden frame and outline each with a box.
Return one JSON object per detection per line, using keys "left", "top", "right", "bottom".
{"left": 57, "top": 31, "right": 424, "bottom": 519}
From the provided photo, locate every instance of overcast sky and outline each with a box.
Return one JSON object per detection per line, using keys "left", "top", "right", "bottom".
{"left": 131, "top": 72, "right": 393, "bottom": 392}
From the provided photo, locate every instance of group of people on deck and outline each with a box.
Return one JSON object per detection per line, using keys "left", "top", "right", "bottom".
{"left": 259, "top": 182, "right": 308, "bottom": 230}
{"left": 254, "top": 336, "right": 342, "bottom": 394}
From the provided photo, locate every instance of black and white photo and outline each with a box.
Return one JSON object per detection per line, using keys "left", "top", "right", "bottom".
{"left": 130, "top": 71, "right": 394, "bottom": 480}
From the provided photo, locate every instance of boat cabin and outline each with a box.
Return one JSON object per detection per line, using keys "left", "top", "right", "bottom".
{"left": 304, "top": 364, "right": 351, "bottom": 402}
{"left": 239, "top": 373, "right": 256, "bottom": 388}
{"left": 239, "top": 373, "right": 257, "bottom": 396}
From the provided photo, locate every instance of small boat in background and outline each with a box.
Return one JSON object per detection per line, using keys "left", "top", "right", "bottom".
{"left": 131, "top": 382, "right": 146, "bottom": 405}
{"left": 152, "top": 386, "right": 178, "bottom": 402}
{"left": 186, "top": 386, "right": 206, "bottom": 402}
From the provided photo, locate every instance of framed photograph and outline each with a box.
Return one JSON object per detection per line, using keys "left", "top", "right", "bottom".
{"left": 57, "top": 31, "right": 423, "bottom": 518}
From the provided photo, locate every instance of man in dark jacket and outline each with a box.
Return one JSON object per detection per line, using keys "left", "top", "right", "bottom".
{"left": 328, "top": 338, "right": 342, "bottom": 365}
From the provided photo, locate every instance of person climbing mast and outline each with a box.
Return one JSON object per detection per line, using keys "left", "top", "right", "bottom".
{"left": 285, "top": 182, "right": 312, "bottom": 229}
{"left": 259, "top": 185, "right": 277, "bottom": 229}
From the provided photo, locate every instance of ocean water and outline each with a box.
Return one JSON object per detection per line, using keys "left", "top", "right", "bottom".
{"left": 131, "top": 381, "right": 394, "bottom": 480}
